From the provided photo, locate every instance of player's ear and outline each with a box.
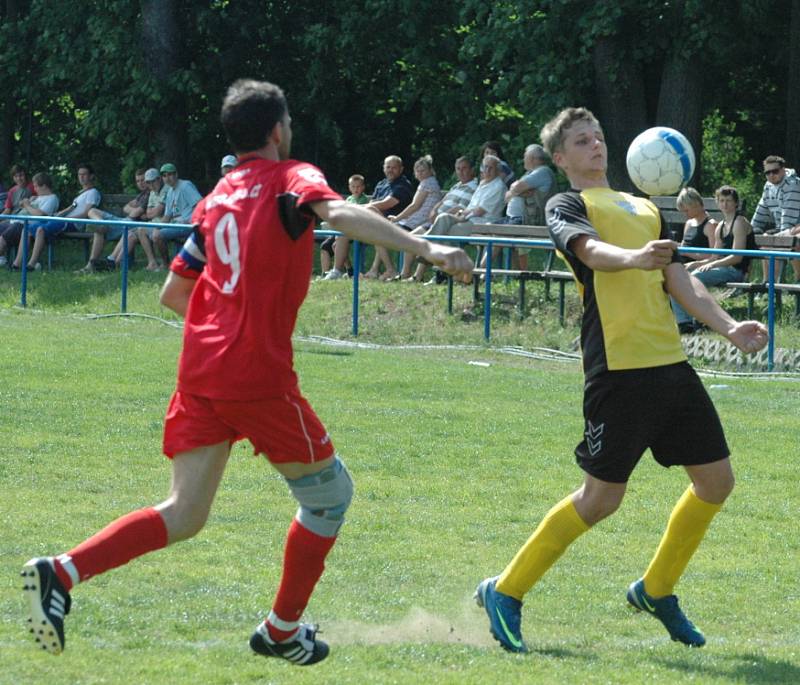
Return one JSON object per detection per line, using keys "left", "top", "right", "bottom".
{"left": 268, "top": 120, "right": 283, "bottom": 147}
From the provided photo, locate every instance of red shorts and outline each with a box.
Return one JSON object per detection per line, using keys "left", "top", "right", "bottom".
{"left": 162, "top": 387, "right": 335, "bottom": 464}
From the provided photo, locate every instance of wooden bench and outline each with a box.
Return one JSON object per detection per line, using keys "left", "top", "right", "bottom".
{"left": 725, "top": 233, "right": 800, "bottom": 319}
{"left": 47, "top": 193, "right": 137, "bottom": 267}
{"left": 463, "top": 223, "right": 574, "bottom": 323}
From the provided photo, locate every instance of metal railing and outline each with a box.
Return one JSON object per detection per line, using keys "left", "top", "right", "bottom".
{"left": 9, "top": 217, "right": 800, "bottom": 369}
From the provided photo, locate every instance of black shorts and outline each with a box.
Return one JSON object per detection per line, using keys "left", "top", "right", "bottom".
{"left": 0, "top": 220, "right": 25, "bottom": 246}
{"left": 575, "top": 362, "right": 729, "bottom": 483}
{"left": 320, "top": 236, "right": 336, "bottom": 255}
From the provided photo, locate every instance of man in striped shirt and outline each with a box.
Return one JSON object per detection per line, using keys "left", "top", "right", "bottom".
{"left": 751, "top": 155, "right": 800, "bottom": 281}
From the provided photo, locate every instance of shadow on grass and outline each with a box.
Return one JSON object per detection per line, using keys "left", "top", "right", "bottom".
{"left": 655, "top": 651, "right": 800, "bottom": 684}
{"left": 297, "top": 347, "right": 354, "bottom": 357}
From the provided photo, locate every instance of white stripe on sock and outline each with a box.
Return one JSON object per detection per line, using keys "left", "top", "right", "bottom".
{"left": 56, "top": 554, "right": 80, "bottom": 586}
{"left": 267, "top": 610, "right": 300, "bottom": 634}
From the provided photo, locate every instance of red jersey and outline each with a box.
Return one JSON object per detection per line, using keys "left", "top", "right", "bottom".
{"left": 170, "top": 156, "right": 341, "bottom": 400}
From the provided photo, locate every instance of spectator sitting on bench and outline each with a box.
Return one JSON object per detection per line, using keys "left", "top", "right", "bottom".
{"left": 751, "top": 155, "right": 800, "bottom": 282}
{"left": 104, "top": 167, "right": 169, "bottom": 268}
{"left": 137, "top": 163, "right": 201, "bottom": 270}
{"left": 2, "top": 164, "right": 35, "bottom": 217}
{"left": 0, "top": 172, "right": 59, "bottom": 267}
{"left": 388, "top": 155, "right": 443, "bottom": 280}
{"left": 12, "top": 163, "right": 100, "bottom": 271}
{"left": 407, "top": 156, "right": 478, "bottom": 283}
{"left": 362, "top": 155, "right": 414, "bottom": 280}
{"left": 495, "top": 143, "right": 557, "bottom": 269}
{"left": 77, "top": 168, "right": 151, "bottom": 273}
{"left": 672, "top": 185, "right": 757, "bottom": 334}
{"left": 321, "top": 174, "right": 369, "bottom": 280}
{"left": 480, "top": 141, "right": 516, "bottom": 187}
{"left": 412, "top": 155, "right": 506, "bottom": 282}
{"left": 676, "top": 187, "right": 717, "bottom": 262}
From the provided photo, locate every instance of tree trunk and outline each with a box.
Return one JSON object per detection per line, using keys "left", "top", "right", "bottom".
{"left": 656, "top": 50, "right": 705, "bottom": 190}
{"left": 140, "top": 0, "right": 186, "bottom": 170}
{"left": 591, "top": 36, "right": 648, "bottom": 192}
{"left": 786, "top": 0, "right": 800, "bottom": 166}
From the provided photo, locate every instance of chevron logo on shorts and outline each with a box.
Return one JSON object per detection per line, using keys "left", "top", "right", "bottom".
{"left": 585, "top": 420, "right": 605, "bottom": 456}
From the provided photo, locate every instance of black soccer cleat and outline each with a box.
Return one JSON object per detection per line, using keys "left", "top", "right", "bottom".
{"left": 249, "top": 621, "right": 329, "bottom": 666}
{"left": 21, "top": 557, "right": 71, "bottom": 655}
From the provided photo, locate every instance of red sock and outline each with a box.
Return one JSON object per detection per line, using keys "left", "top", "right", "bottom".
{"left": 53, "top": 507, "right": 168, "bottom": 591}
{"left": 266, "top": 519, "right": 337, "bottom": 642}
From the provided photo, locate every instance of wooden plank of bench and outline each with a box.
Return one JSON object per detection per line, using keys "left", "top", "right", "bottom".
{"left": 755, "top": 234, "right": 798, "bottom": 249}
{"left": 471, "top": 224, "right": 551, "bottom": 240}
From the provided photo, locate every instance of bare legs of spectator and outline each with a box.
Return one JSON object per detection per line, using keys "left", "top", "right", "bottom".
{"left": 14, "top": 227, "right": 48, "bottom": 269}
{"left": 330, "top": 237, "right": 354, "bottom": 273}
{"left": 365, "top": 246, "right": 397, "bottom": 281}
{"left": 137, "top": 227, "right": 161, "bottom": 271}
{"left": 320, "top": 248, "right": 332, "bottom": 274}
{"left": 109, "top": 232, "right": 138, "bottom": 265}
{"left": 153, "top": 229, "right": 172, "bottom": 268}
{"left": 401, "top": 226, "right": 428, "bottom": 281}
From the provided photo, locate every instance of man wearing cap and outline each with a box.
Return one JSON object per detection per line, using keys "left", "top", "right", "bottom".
{"left": 139, "top": 163, "right": 202, "bottom": 269}
{"left": 78, "top": 169, "right": 150, "bottom": 273}
{"left": 221, "top": 155, "right": 237, "bottom": 176}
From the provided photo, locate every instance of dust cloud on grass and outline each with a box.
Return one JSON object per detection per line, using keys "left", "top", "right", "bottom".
{"left": 327, "top": 597, "right": 496, "bottom": 647}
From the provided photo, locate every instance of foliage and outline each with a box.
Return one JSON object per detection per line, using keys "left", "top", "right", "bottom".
{"left": 700, "top": 109, "right": 762, "bottom": 211}
{"left": 0, "top": 0, "right": 796, "bottom": 199}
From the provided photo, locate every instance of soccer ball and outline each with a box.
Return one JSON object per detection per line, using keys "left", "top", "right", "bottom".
{"left": 625, "top": 127, "right": 695, "bottom": 196}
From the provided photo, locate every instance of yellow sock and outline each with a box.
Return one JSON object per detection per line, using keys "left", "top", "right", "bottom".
{"left": 642, "top": 486, "right": 722, "bottom": 598}
{"left": 496, "top": 495, "right": 589, "bottom": 600}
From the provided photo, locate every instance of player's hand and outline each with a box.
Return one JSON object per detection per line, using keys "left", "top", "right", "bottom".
{"left": 425, "top": 244, "right": 474, "bottom": 283}
{"left": 725, "top": 320, "right": 768, "bottom": 354}
{"left": 632, "top": 239, "right": 678, "bottom": 270}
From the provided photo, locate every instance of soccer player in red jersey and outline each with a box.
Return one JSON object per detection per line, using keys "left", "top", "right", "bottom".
{"left": 21, "top": 79, "right": 473, "bottom": 665}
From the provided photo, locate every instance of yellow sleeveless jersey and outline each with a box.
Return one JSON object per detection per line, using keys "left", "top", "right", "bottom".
{"left": 546, "top": 187, "right": 685, "bottom": 378}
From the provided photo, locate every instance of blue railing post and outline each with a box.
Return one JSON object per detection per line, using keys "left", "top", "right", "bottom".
{"left": 121, "top": 226, "right": 129, "bottom": 313}
{"left": 768, "top": 256, "right": 775, "bottom": 371}
{"left": 484, "top": 240, "right": 493, "bottom": 340}
{"left": 19, "top": 223, "right": 29, "bottom": 307}
{"left": 352, "top": 240, "right": 361, "bottom": 336}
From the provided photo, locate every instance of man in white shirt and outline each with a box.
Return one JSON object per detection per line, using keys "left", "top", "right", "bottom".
{"left": 424, "top": 155, "right": 506, "bottom": 236}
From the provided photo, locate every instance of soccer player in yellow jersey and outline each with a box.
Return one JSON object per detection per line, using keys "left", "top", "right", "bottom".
{"left": 475, "top": 107, "right": 768, "bottom": 652}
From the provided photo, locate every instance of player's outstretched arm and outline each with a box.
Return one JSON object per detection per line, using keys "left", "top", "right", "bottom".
{"left": 664, "top": 263, "right": 768, "bottom": 353}
{"left": 311, "top": 200, "right": 473, "bottom": 280}
{"left": 572, "top": 236, "right": 678, "bottom": 272}
{"left": 159, "top": 271, "right": 196, "bottom": 317}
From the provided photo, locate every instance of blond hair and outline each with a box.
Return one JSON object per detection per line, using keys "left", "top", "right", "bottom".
{"left": 540, "top": 107, "right": 601, "bottom": 156}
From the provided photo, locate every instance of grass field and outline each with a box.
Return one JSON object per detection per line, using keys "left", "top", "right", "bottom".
{"left": 1, "top": 301, "right": 798, "bottom": 684}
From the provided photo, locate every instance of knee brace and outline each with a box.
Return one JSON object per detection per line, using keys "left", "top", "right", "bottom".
{"left": 285, "top": 456, "right": 353, "bottom": 538}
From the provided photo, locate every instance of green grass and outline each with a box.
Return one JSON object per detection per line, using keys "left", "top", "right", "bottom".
{"left": 1, "top": 309, "right": 798, "bottom": 684}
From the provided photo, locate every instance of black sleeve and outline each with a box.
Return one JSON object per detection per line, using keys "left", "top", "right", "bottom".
{"left": 657, "top": 210, "right": 682, "bottom": 264}
{"left": 546, "top": 191, "right": 599, "bottom": 255}
{"left": 277, "top": 192, "right": 315, "bottom": 240}
{"left": 546, "top": 191, "right": 598, "bottom": 280}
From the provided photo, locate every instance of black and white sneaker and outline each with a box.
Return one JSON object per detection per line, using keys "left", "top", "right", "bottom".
{"left": 21, "top": 557, "right": 71, "bottom": 655}
{"left": 249, "top": 621, "right": 329, "bottom": 666}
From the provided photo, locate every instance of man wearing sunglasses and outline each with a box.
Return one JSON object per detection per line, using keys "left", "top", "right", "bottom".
{"left": 750, "top": 155, "right": 800, "bottom": 281}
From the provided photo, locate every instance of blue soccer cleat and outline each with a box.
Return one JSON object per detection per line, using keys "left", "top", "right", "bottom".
{"left": 21, "top": 557, "right": 71, "bottom": 655}
{"left": 626, "top": 578, "right": 706, "bottom": 647}
{"left": 474, "top": 576, "right": 528, "bottom": 653}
